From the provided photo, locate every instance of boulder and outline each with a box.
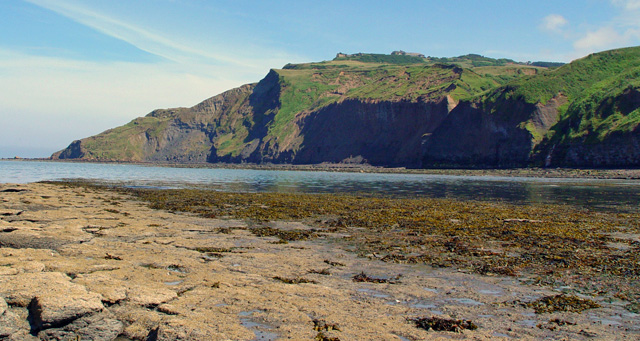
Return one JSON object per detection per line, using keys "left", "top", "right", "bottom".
{"left": 37, "top": 311, "right": 123, "bottom": 341}
{"left": 0, "top": 272, "right": 104, "bottom": 332}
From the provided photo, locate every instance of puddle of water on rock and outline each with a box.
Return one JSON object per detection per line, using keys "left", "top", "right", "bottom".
{"left": 411, "top": 303, "right": 437, "bottom": 309}
{"left": 164, "top": 280, "right": 183, "bottom": 286}
{"left": 450, "top": 298, "right": 484, "bottom": 306}
{"left": 493, "top": 332, "right": 511, "bottom": 338}
{"left": 588, "top": 314, "right": 623, "bottom": 326}
{"left": 239, "top": 310, "right": 260, "bottom": 317}
{"left": 518, "top": 319, "right": 538, "bottom": 328}
{"left": 393, "top": 334, "right": 412, "bottom": 341}
{"left": 167, "top": 265, "right": 188, "bottom": 273}
{"left": 238, "top": 311, "right": 278, "bottom": 341}
{"left": 478, "top": 289, "right": 503, "bottom": 296}
{"left": 356, "top": 288, "right": 389, "bottom": 298}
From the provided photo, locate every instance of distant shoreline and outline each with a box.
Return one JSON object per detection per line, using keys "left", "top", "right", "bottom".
{"left": 3, "top": 157, "right": 640, "bottom": 179}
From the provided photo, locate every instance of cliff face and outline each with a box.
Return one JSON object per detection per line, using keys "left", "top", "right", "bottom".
{"left": 53, "top": 59, "right": 482, "bottom": 167}
{"left": 422, "top": 94, "right": 567, "bottom": 168}
{"left": 292, "top": 98, "right": 450, "bottom": 167}
{"left": 53, "top": 48, "right": 640, "bottom": 168}
{"left": 534, "top": 86, "right": 640, "bottom": 167}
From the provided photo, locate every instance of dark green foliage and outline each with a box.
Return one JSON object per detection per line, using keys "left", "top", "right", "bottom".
{"left": 428, "top": 53, "right": 516, "bottom": 67}
{"left": 491, "top": 47, "right": 640, "bottom": 105}
{"left": 524, "top": 294, "right": 600, "bottom": 314}
{"left": 410, "top": 316, "right": 478, "bottom": 332}
{"left": 531, "top": 61, "right": 565, "bottom": 68}
{"left": 334, "top": 53, "right": 425, "bottom": 64}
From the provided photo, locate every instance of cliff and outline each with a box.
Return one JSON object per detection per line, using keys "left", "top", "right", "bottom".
{"left": 53, "top": 55, "right": 518, "bottom": 166}
{"left": 423, "top": 46, "right": 640, "bottom": 168}
{"left": 53, "top": 48, "right": 640, "bottom": 168}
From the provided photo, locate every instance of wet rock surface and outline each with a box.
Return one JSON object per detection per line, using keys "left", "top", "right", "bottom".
{"left": 0, "top": 182, "right": 638, "bottom": 340}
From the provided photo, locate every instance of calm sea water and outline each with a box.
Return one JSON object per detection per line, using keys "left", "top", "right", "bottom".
{"left": 1, "top": 160, "right": 639, "bottom": 212}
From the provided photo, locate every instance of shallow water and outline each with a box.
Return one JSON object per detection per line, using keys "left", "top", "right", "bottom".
{"left": 2, "top": 160, "right": 640, "bottom": 212}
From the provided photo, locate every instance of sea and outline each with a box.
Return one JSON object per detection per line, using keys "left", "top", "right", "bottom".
{"left": 1, "top": 160, "right": 639, "bottom": 212}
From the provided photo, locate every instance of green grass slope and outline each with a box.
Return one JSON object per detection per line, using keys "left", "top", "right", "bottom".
{"left": 423, "top": 46, "right": 640, "bottom": 168}
{"left": 53, "top": 52, "right": 557, "bottom": 164}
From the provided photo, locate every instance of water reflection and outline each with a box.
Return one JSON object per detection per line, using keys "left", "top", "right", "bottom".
{"left": 1, "top": 160, "right": 639, "bottom": 212}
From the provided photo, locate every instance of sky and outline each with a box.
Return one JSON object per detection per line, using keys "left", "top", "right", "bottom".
{"left": 1, "top": 0, "right": 639, "bottom": 158}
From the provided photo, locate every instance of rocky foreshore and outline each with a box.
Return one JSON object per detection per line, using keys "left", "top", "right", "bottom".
{"left": 1, "top": 183, "right": 639, "bottom": 340}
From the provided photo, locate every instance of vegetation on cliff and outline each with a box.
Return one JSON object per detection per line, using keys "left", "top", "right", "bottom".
{"left": 53, "top": 47, "right": 640, "bottom": 168}
{"left": 423, "top": 46, "right": 640, "bottom": 168}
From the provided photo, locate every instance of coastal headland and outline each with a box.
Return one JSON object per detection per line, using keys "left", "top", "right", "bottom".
{"left": 1, "top": 182, "right": 639, "bottom": 339}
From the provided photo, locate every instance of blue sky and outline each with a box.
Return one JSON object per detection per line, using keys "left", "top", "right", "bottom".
{"left": 1, "top": 0, "right": 639, "bottom": 158}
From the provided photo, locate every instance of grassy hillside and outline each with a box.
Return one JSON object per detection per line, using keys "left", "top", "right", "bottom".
{"left": 485, "top": 47, "right": 640, "bottom": 105}
{"left": 267, "top": 58, "right": 544, "bottom": 146}
{"left": 59, "top": 50, "right": 604, "bottom": 165}
{"left": 552, "top": 68, "right": 640, "bottom": 142}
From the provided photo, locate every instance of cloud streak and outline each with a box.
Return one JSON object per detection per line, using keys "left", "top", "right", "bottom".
{"left": 540, "top": 14, "right": 568, "bottom": 33}
{"left": 23, "top": 0, "right": 295, "bottom": 72}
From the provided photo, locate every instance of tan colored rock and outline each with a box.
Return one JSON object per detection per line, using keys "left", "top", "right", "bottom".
{"left": 126, "top": 284, "right": 178, "bottom": 306}
{"left": 0, "top": 272, "right": 104, "bottom": 331}
{"left": 73, "top": 273, "right": 128, "bottom": 304}
{"left": 37, "top": 311, "right": 123, "bottom": 341}
{"left": 0, "top": 297, "right": 25, "bottom": 339}
{"left": 0, "top": 296, "right": 7, "bottom": 315}
{"left": 1, "top": 183, "right": 639, "bottom": 340}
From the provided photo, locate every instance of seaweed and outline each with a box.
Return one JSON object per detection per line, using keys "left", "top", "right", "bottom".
{"left": 410, "top": 316, "right": 478, "bottom": 332}
{"left": 314, "top": 332, "right": 340, "bottom": 341}
{"left": 50, "top": 181, "right": 640, "bottom": 308}
{"left": 523, "top": 294, "right": 600, "bottom": 314}
{"left": 193, "top": 247, "right": 233, "bottom": 253}
{"left": 273, "top": 276, "right": 317, "bottom": 284}
{"left": 323, "top": 260, "right": 345, "bottom": 267}
{"left": 313, "top": 319, "right": 340, "bottom": 332}
{"left": 251, "top": 226, "right": 316, "bottom": 241}
{"left": 352, "top": 272, "right": 401, "bottom": 284}
{"left": 308, "top": 268, "right": 331, "bottom": 275}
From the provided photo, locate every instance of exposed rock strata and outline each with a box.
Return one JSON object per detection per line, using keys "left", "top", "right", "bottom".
{"left": 422, "top": 95, "right": 568, "bottom": 168}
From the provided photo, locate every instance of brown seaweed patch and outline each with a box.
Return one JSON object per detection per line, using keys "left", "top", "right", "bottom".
{"left": 273, "top": 276, "right": 318, "bottom": 284}
{"left": 313, "top": 319, "right": 340, "bottom": 332}
{"left": 308, "top": 268, "right": 331, "bottom": 275}
{"left": 193, "top": 247, "right": 233, "bottom": 253}
{"left": 252, "top": 226, "right": 316, "bottom": 241}
{"left": 352, "top": 272, "right": 401, "bottom": 284}
{"left": 410, "top": 316, "right": 478, "bottom": 332}
{"left": 323, "top": 260, "right": 345, "bottom": 267}
{"left": 524, "top": 294, "right": 600, "bottom": 314}
{"left": 314, "top": 332, "right": 341, "bottom": 341}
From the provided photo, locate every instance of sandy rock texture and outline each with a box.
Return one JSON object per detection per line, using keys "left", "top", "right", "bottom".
{"left": 0, "top": 183, "right": 638, "bottom": 340}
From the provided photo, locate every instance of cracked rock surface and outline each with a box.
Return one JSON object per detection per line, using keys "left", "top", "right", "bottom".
{"left": 0, "top": 183, "right": 638, "bottom": 340}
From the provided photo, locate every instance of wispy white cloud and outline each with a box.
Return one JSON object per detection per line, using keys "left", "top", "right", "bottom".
{"left": 538, "top": 2, "right": 640, "bottom": 61}
{"left": 611, "top": 0, "right": 640, "bottom": 10}
{"left": 1, "top": 1, "right": 304, "bottom": 156}
{"left": 22, "top": 0, "right": 297, "bottom": 72}
{"left": 573, "top": 27, "right": 636, "bottom": 51}
{"left": 540, "top": 14, "right": 568, "bottom": 33}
